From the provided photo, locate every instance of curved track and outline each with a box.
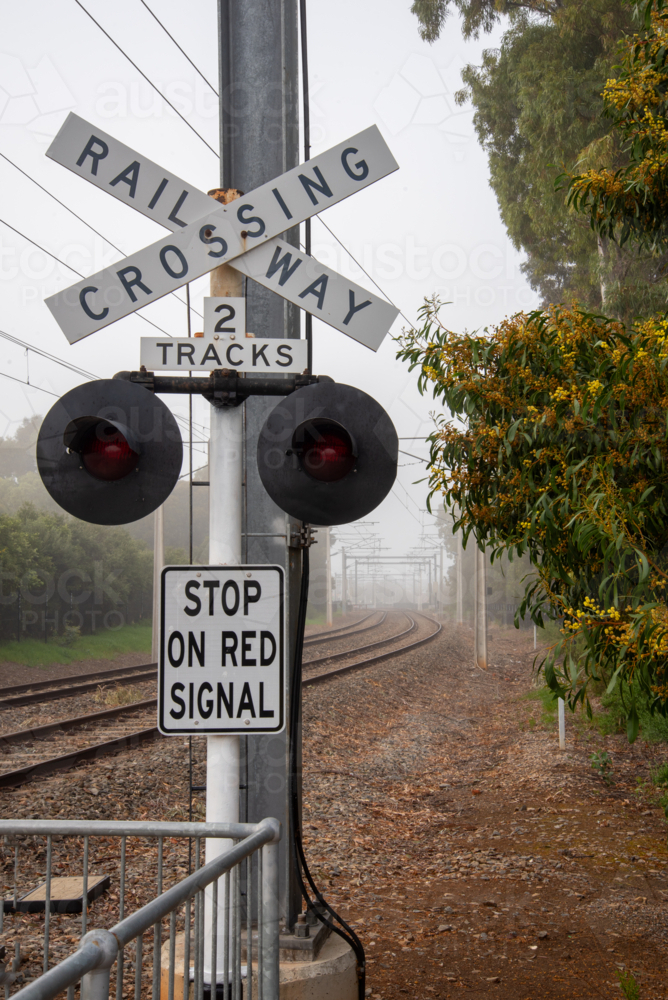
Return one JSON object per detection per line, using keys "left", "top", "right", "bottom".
{"left": 303, "top": 611, "right": 441, "bottom": 686}
{"left": 0, "top": 611, "right": 442, "bottom": 788}
{"left": 303, "top": 611, "right": 386, "bottom": 647}
{"left": 303, "top": 612, "right": 415, "bottom": 670}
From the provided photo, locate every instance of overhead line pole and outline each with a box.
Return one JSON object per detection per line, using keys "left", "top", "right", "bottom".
{"left": 217, "top": 0, "right": 302, "bottom": 934}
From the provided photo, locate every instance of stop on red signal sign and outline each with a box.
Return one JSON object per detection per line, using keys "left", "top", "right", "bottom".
{"left": 158, "top": 565, "right": 285, "bottom": 735}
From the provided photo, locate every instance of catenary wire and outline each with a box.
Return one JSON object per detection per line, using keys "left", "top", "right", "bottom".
{"left": 315, "top": 216, "right": 416, "bottom": 330}
{"left": 136, "top": 0, "right": 218, "bottom": 95}
{"left": 398, "top": 448, "right": 429, "bottom": 462}
{"left": 0, "top": 328, "right": 97, "bottom": 382}
{"left": 0, "top": 371, "right": 59, "bottom": 397}
{"left": 72, "top": 0, "right": 219, "bottom": 158}
{"left": 0, "top": 148, "right": 203, "bottom": 321}
{"left": 0, "top": 217, "right": 177, "bottom": 339}
{"left": 391, "top": 488, "right": 426, "bottom": 526}
{"left": 0, "top": 326, "right": 211, "bottom": 443}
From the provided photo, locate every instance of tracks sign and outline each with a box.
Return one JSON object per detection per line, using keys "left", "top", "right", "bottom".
{"left": 158, "top": 565, "right": 285, "bottom": 735}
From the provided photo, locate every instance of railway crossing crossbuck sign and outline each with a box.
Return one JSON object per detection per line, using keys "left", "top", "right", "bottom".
{"left": 158, "top": 565, "right": 285, "bottom": 735}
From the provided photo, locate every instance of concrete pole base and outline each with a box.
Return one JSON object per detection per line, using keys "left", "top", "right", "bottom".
{"left": 160, "top": 931, "right": 358, "bottom": 1000}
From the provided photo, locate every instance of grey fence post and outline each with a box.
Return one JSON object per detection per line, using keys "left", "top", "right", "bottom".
{"left": 260, "top": 828, "right": 280, "bottom": 1000}
{"left": 79, "top": 931, "right": 118, "bottom": 1000}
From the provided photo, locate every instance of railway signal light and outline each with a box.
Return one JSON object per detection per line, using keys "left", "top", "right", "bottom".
{"left": 256, "top": 381, "right": 398, "bottom": 525}
{"left": 36, "top": 379, "right": 183, "bottom": 525}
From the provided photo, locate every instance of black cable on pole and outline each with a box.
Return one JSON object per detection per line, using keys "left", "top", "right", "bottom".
{"left": 299, "top": 0, "right": 313, "bottom": 374}
{"left": 289, "top": 541, "right": 366, "bottom": 1000}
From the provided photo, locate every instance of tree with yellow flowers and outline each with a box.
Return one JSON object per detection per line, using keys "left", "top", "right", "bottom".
{"left": 399, "top": 0, "right": 668, "bottom": 740}
{"left": 399, "top": 300, "right": 668, "bottom": 740}
{"left": 566, "top": 0, "right": 668, "bottom": 253}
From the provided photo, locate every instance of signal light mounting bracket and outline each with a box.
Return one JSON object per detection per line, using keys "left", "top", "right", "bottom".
{"left": 288, "top": 525, "right": 319, "bottom": 550}
{"left": 113, "top": 369, "right": 331, "bottom": 406}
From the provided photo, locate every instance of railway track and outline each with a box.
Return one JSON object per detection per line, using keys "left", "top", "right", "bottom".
{"left": 303, "top": 611, "right": 383, "bottom": 646}
{"left": 0, "top": 610, "right": 442, "bottom": 789}
{"left": 0, "top": 663, "right": 157, "bottom": 709}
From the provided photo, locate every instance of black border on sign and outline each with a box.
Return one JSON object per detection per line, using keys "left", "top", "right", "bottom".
{"left": 158, "top": 564, "right": 285, "bottom": 735}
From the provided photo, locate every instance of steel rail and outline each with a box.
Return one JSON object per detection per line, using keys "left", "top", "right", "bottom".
{"left": 303, "top": 612, "right": 415, "bottom": 668}
{"left": 303, "top": 612, "right": 442, "bottom": 687}
{"left": 0, "top": 727, "right": 160, "bottom": 789}
{"left": 0, "top": 669, "right": 157, "bottom": 710}
{"left": 303, "top": 612, "right": 376, "bottom": 644}
{"left": 303, "top": 611, "right": 387, "bottom": 647}
{"left": 0, "top": 698, "right": 157, "bottom": 747}
{"left": 0, "top": 613, "right": 443, "bottom": 788}
{"left": 0, "top": 662, "right": 157, "bottom": 698}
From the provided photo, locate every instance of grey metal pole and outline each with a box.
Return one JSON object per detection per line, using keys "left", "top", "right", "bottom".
{"left": 474, "top": 544, "right": 488, "bottom": 669}
{"left": 218, "top": 0, "right": 301, "bottom": 930}
{"left": 439, "top": 546, "right": 443, "bottom": 618}
{"left": 151, "top": 505, "right": 164, "bottom": 662}
{"left": 261, "top": 838, "right": 280, "bottom": 999}
{"left": 341, "top": 547, "right": 347, "bottom": 615}
{"left": 325, "top": 528, "right": 333, "bottom": 627}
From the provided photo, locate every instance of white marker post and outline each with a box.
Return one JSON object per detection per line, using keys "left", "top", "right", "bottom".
{"left": 558, "top": 698, "right": 566, "bottom": 750}
{"left": 474, "top": 545, "right": 488, "bottom": 669}
{"left": 205, "top": 249, "right": 242, "bottom": 993}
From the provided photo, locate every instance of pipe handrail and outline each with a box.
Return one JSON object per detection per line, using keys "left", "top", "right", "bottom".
{"left": 10, "top": 818, "right": 280, "bottom": 1000}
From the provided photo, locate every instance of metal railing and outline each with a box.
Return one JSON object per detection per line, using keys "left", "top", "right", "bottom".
{"left": 0, "top": 818, "right": 280, "bottom": 1000}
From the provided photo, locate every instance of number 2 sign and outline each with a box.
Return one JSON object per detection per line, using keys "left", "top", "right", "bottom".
{"left": 203, "top": 297, "right": 246, "bottom": 339}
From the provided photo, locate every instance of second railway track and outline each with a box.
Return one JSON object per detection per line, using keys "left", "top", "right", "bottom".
{"left": 0, "top": 610, "right": 442, "bottom": 789}
{"left": 0, "top": 662, "right": 158, "bottom": 709}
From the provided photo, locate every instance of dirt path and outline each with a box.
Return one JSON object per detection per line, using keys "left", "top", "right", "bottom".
{"left": 301, "top": 621, "right": 668, "bottom": 999}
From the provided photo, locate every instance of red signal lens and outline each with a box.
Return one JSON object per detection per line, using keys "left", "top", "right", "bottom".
{"left": 297, "top": 420, "right": 356, "bottom": 483}
{"left": 79, "top": 423, "right": 139, "bottom": 482}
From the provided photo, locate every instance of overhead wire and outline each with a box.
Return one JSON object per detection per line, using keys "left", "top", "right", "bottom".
{"left": 315, "top": 216, "right": 416, "bottom": 330}
{"left": 72, "top": 0, "right": 219, "bottom": 158}
{"left": 0, "top": 371, "right": 59, "bottom": 397}
{"left": 0, "top": 328, "right": 97, "bottom": 382}
{"left": 0, "top": 150, "right": 203, "bottom": 321}
{"left": 398, "top": 448, "right": 429, "bottom": 463}
{"left": 136, "top": 0, "right": 218, "bottom": 95}
{"left": 0, "top": 326, "right": 211, "bottom": 444}
{"left": 390, "top": 488, "right": 425, "bottom": 525}
{"left": 0, "top": 217, "right": 178, "bottom": 339}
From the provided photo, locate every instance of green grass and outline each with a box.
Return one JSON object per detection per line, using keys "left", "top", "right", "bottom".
{"left": 535, "top": 619, "right": 564, "bottom": 646}
{"left": 523, "top": 684, "right": 560, "bottom": 726}
{"left": 0, "top": 621, "right": 153, "bottom": 668}
{"left": 591, "top": 685, "right": 668, "bottom": 743}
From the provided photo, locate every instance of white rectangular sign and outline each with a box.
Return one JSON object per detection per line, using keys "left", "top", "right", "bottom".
{"left": 203, "top": 297, "right": 246, "bottom": 338}
{"left": 158, "top": 565, "right": 285, "bottom": 734}
{"left": 47, "top": 115, "right": 396, "bottom": 351}
{"left": 141, "top": 336, "right": 307, "bottom": 372}
{"left": 45, "top": 120, "right": 399, "bottom": 344}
